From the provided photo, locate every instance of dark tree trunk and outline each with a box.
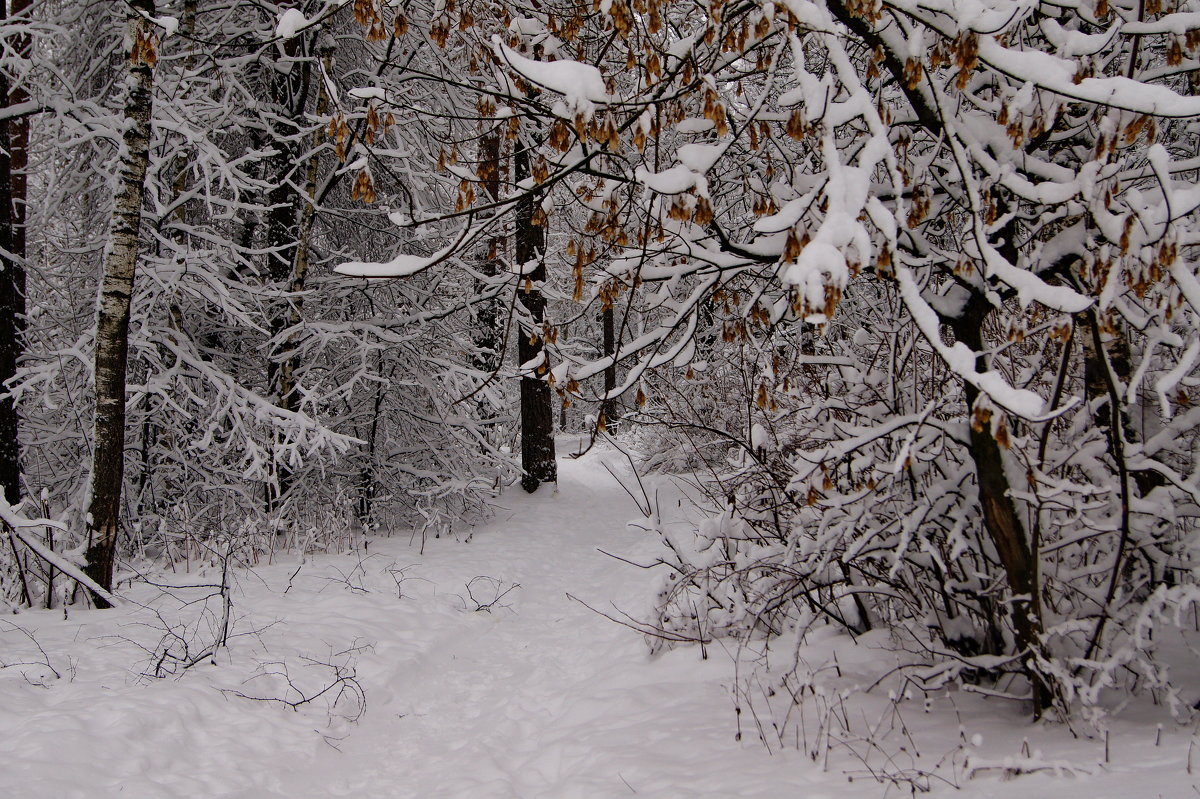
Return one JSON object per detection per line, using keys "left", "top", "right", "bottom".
{"left": 951, "top": 297, "right": 1048, "bottom": 716}
{"left": 0, "top": 86, "right": 20, "bottom": 507}
{"left": 277, "top": 44, "right": 331, "bottom": 423}
{"left": 514, "top": 143, "right": 556, "bottom": 492}
{"left": 264, "top": 59, "right": 303, "bottom": 412}
{"left": 262, "top": 22, "right": 308, "bottom": 512}
{"left": 601, "top": 304, "right": 618, "bottom": 427}
{"left": 473, "top": 132, "right": 503, "bottom": 384}
{"left": 0, "top": 0, "right": 31, "bottom": 506}
{"left": 136, "top": 0, "right": 197, "bottom": 523}
{"left": 83, "top": 0, "right": 157, "bottom": 603}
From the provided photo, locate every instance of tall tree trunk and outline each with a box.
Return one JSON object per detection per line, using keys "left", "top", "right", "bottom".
{"left": 82, "top": 1, "right": 157, "bottom": 603}
{"left": 277, "top": 44, "right": 331, "bottom": 418}
{"left": 6, "top": 0, "right": 28, "bottom": 270}
{"left": 0, "top": 0, "right": 31, "bottom": 506}
{"left": 0, "top": 79, "right": 20, "bottom": 507}
{"left": 262, "top": 20, "right": 309, "bottom": 512}
{"left": 513, "top": 143, "right": 556, "bottom": 492}
{"left": 137, "top": 0, "right": 198, "bottom": 522}
{"left": 952, "top": 298, "right": 1049, "bottom": 717}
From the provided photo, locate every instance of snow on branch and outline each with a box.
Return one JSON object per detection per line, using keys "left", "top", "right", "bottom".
{"left": 491, "top": 36, "right": 609, "bottom": 109}
{"left": 335, "top": 225, "right": 476, "bottom": 279}
{"left": 335, "top": 243, "right": 460, "bottom": 279}
{"left": 896, "top": 266, "right": 1053, "bottom": 421}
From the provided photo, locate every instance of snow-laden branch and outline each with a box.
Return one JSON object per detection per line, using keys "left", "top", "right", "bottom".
{"left": 491, "top": 36, "right": 610, "bottom": 108}
{"left": 334, "top": 222, "right": 478, "bottom": 278}
{"left": 896, "top": 266, "right": 1053, "bottom": 420}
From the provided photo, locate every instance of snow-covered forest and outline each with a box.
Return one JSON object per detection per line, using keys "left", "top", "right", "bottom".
{"left": 2, "top": 0, "right": 1200, "bottom": 795}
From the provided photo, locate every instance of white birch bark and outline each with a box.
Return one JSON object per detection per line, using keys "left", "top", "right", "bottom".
{"left": 82, "top": 0, "right": 157, "bottom": 604}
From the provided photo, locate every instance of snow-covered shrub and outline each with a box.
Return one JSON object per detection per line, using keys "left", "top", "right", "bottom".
{"left": 649, "top": 258, "right": 1200, "bottom": 723}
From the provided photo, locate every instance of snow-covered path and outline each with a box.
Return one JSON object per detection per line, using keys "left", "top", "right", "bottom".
{"left": 265, "top": 444, "right": 822, "bottom": 798}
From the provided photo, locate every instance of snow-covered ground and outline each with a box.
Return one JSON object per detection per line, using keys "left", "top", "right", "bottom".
{"left": 2, "top": 442, "right": 1197, "bottom": 798}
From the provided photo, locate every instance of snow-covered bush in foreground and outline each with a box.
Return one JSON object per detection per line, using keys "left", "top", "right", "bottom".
{"left": 647, "top": 244, "right": 1200, "bottom": 724}
{"left": 586, "top": 0, "right": 1200, "bottom": 724}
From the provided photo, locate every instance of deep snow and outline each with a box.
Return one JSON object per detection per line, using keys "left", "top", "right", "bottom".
{"left": 2, "top": 441, "right": 1198, "bottom": 798}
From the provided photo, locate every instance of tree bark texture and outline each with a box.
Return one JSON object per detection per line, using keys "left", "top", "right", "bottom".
{"left": 0, "top": 75, "right": 21, "bottom": 506}
{"left": 264, "top": 34, "right": 305, "bottom": 412}
{"left": 952, "top": 300, "right": 1048, "bottom": 716}
{"left": 277, "top": 45, "right": 331, "bottom": 418}
{"left": 83, "top": 1, "right": 157, "bottom": 603}
{"left": 514, "top": 144, "right": 556, "bottom": 492}
{"left": 0, "top": 0, "right": 31, "bottom": 505}
{"left": 262, "top": 16, "right": 308, "bottom": 511}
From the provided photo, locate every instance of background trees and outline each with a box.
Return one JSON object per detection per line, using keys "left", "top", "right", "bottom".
{"left": 1, "top": 0, "right": 504, "bottom": 609}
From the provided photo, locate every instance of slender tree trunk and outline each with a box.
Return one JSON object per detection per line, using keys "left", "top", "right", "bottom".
{"left": 277, "top": 44, "right": 331, "bottom": 415}
{"left": 0, "top": 85, "right": 20, "bottom": 506}
{"left": 513, "top": 143, "right": 556, "bottom": 492}
{"left": 601, "top": 304, "right": 618, "bottom": 428}
{"left": 952, "top": 299, "right": 1048, "bottom": 717}
{"left": 136, "top": 0, "right": 197, "bottom": 522}
{"left": 262, "top": 20, "right": 308, "bottom": 513}
{"left": 167, "top": 0, "right": 198, "bottom": 220}
{"left": 82, "top": 1, "right": 157, "bottom": 603}
{"left": 264, "top": 31, "right": 305, "bottom": 293}
{"left": 0, "top": 0, "right": 31, "bottom": 506}
{"left": 6, "top": 0, "right": 28, "bottom": 270}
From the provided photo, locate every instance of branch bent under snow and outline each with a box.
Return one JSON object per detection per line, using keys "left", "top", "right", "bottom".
{"left": 0, "top": 500, "right": 121, "bottom": 607}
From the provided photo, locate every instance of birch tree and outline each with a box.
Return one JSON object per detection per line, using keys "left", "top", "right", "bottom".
{"left": 81, "top": 0, "right": 160, "bottom": 600}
